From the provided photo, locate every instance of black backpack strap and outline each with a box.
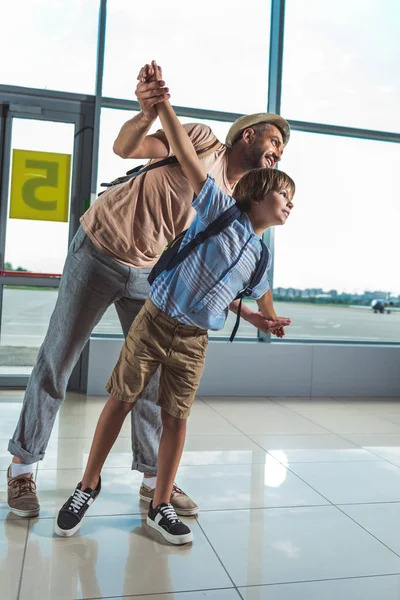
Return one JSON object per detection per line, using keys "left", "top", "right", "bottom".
{"left": 229, "top": 241, "right": 269, "bottom": 343}
{"left": 147, "top": 203, "right": 242, "bottom": 286}
{"left": 99, "top": 156, "right": 179, "bottom": 192}
{"left": 165, "top": 204, "right": 241, "bottom": 272}
{"left": 99, "top": 138, "right": 222, "bottom": 194}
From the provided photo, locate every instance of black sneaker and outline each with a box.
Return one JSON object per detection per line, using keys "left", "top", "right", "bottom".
{"left": 55, "top": 477, "right": 101, "bottom": 537}
{"left": 147, "top": 501, "right": 193, "bottom": 545}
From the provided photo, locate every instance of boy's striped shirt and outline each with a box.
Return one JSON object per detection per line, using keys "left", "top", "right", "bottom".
{"left": 149, "top": 176, "right": 271, "bottom": 331}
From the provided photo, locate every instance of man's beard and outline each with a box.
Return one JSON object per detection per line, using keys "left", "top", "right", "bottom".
{"left": 243, "top": 143, "right": 267, "bottom": 170}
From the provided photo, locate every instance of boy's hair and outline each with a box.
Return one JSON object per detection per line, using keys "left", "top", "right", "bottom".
{"left": 233, "top": 168, "right": 295, "bottom": 213}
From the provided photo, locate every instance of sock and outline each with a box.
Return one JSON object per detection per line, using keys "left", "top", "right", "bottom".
{"left": 143, "top": 475, "right": 157, "bottom": 490}
{"left": 11, "top": 463, "right": 34, "bottom": 478}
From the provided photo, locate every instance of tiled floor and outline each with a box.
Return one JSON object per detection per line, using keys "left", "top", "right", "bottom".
{"left": 2, "top": 393, "right": 400, "bottom": 599}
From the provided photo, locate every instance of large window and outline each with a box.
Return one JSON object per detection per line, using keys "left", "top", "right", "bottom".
{"left": 103, "top": 0, "right": 271, "bottom": 114}
{"left": 282, "top": 0, "right": 400, "bottom": 131}
{"left": 274, "top": 131, "right": 400, "bottom": 342}
{"left": 1, "top": 0, "right": 399, "bottom": 357}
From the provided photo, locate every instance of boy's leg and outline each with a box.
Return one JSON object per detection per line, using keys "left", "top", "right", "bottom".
{"left": 7, "top": 229, "right": 129, "bottom": 516}
{"left": 80, "top": 395, "right": 133, "bottom": 490}
{"left": 115, "top": 293, "right": 199, "bottom": 515}
{"left": 54, "top": 394, "right": 133, "bottom": 537}
{"left": 146, "top": 409, "right": 193, "bottom": 545}
{"left": 153, "top": 410, "right": 187, "bottom": 507}
{"left": 146, "top": 319, "right": 208, "bottom": 545}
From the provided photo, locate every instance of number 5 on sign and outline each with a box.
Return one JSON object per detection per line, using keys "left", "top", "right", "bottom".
{"left": 10, "top": 149, "right": 71, "bottom": 222}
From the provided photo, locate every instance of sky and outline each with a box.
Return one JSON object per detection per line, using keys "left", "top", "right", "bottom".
{"left": 0, "top": 0, "right": 399, "bottom": 294}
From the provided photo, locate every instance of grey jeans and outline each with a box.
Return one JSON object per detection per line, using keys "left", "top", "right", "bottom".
{"left": 8, "top": 226, "right": 161, "bottom": 474}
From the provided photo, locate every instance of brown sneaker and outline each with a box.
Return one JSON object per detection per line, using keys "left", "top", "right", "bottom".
{"left": 7, "top": 467, "right": 40, "bottom": 518}
{"left": 139, "top": 483, "right": 199, "bottom": 516}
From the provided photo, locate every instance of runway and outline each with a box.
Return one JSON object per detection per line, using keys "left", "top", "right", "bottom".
{"left": 1, "top": 290, "right": 399, "bottom": 349}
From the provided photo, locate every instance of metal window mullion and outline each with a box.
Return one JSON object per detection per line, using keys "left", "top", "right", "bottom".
{"left": 0, "top": 106, "right": 12, "bottom": 272}
{"left": 267, "top": 0, "right": 285, "bottom": 116}
{"left": 101, "top": 96, "right": 245, "bottom": 123}
{"left": 258, "top": 0, "right": 286, "bottom": 342}
{"left": 287, "top": 120, "right": 400, "bottom": 143}
{"left": 90, "top": 0, "right": 107, "bottom": 200}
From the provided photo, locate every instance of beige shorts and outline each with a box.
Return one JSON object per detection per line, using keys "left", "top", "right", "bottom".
{"left": 105, "top": 298, "right": 208, "bottom": 419}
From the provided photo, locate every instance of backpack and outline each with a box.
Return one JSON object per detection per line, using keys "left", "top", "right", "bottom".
{"left": 148, "top": 204, "right": 270, "bottom": 342}
{"left": 98, "top": 138, "right": 221, "bottom": 196}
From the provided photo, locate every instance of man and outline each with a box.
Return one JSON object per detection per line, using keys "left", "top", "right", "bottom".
{"left": 7, "top": 62, "right": 290, "bottom": 519}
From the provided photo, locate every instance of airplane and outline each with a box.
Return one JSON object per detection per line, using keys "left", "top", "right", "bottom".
{"left": 371, "top": 299, "right": 393, "bottom": 314}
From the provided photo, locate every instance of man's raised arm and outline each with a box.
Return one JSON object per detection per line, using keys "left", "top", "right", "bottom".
{"left": 113, "top": 63, "right": 171, "bottom": 159}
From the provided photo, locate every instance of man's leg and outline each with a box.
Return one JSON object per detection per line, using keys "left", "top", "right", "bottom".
{"left": 7, "top": 229, "right": 129, "bottom": 516}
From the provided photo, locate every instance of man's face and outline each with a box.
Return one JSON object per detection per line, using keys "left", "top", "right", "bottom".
{"left": 242, "top": 124, "right": 285, "bottom": 170}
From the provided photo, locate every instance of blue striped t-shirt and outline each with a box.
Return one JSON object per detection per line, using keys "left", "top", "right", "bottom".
{"left": 149, "top": 175, "right": 271, "bottom": 330}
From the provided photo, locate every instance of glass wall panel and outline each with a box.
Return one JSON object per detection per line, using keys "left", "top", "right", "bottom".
{"left": 274, "top": 130, "right": 400, "bottom": 342}
{"left": 103, "top": 0, "right": 271, "bottom": 114}
{"left": 4, "top": 119, "right": 75, "bottom": 274}
{"left": 0, "top": 286, "right": 58, "bottom": 375}
{"left": 282, "top": 0, "right": 400, "bottom": 131}
{"left": 0, "top": 0, "right": 99, "bottom": 94}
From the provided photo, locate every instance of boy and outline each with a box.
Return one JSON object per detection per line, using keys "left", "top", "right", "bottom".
{"left": 55, "top": 61, "right": 294, "bottom": 545}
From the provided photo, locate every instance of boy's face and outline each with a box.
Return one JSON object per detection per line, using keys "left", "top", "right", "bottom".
{"left": 259, "top": 188, "right": 294, "bottom": 226}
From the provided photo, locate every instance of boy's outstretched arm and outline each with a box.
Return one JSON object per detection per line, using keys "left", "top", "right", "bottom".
{"left": 152, "top": 60, "right": 207, "bottom": 196}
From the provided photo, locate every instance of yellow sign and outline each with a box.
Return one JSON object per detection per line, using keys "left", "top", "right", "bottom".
{"left": 10, "top": 149, "right": 71, "bottom": 222}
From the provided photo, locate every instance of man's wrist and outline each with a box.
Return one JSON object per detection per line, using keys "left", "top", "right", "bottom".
{"left": 139, "top": 111, "right": 157, "bottom": 126}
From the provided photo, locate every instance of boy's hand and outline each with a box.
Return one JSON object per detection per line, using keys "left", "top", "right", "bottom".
{"left": 246, "top": 311, "right": 291, "bottom": 335}
{"left": 270, "top": 325, "right": 286, "bottom": 338}
{"left": 135, "top": 61, "right": 169, "bottom": 120}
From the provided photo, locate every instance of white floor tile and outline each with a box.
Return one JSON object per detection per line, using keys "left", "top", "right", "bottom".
{"left": 239, "top": 575, "right": 400, "bottom": 599}
{"left": 19, "top": 515, "right": 232, "bottom": 599}
{"left": 181, "top": 435, "right": 267, "bottom": 466}
{"left": 249, "top": 434, "right": 381, "bottom": 463}
{"left": 340, "top": 502, "right": 400, "bottom": 555}
{"left": 203, "top": 403, "right": 330, "bottom": 435}
{"left": 376, "top": 413, "right": 400, "bottom": 426}
{"left": 289, "top": 461, "right": 400, "bottom": 504}
{"left": 338, "top": 433, "right": 400, "bottom": 462}
{"left": 199, "top": 506, "right": 400, "bottom": 586}
{"left": 113, "top": 591, "right": 241, "bottom": 600}
{"left": 297, "top": 413, "right": 400, "bottom": 434}
{"left": 0, "top": 516, "right": 29, "bottom": 600}
{"left": 269, "top": 397, "right": 363, "bottom": 414}
{"left": 176, "top": 462, "right": 327, "bottom": 511}
{"left": 187, "top": 402, "right": 241, "bottom": 436}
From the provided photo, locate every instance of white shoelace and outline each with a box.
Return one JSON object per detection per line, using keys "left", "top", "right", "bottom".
{"left": 69, "top": 488, "right": 90, "bottom": 513}
{"left": 160, "top": 503, "right": 179, "bottom": 523}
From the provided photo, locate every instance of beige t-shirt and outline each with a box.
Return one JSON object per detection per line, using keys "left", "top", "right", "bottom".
{"left": 81, "top": 123, "right": 233, "bottom": 268}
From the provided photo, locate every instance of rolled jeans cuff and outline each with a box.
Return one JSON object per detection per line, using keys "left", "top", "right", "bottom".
{"left": 8, "top": 439, "right": 43, "bottom": 464}
{"left": 132, "top": 460, "right": 158, "bottom": 475}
